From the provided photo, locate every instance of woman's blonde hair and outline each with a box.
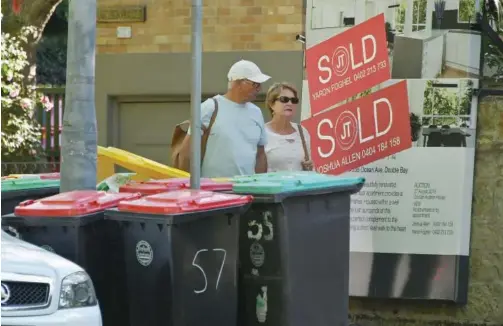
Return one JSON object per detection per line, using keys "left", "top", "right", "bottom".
{"left": 265, "top": 82, "right": 299, "bottom": 116}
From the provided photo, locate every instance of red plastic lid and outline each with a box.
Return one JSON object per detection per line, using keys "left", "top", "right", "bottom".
{"left": 147, "top": 178, "right": 232, "bottom": 192}
{"left": 143, "top": 178, "right": 189, "bottom": 187}
{"left": 14, "top": 190, "right": 143, "bottom": 217}
{"left": 119, "top": 181, "right": 184, "bottom": 195}
{"left": 38, "top": 173, "right": 60, "bottom": 180}
{"left": 185, "top": 178, "right": 233, "bottom": 191}
{"left": 118, "top": 189, "right": 253, "bottom": 215}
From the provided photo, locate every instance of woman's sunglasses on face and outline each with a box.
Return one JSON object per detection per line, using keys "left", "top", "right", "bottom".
{"left": 276, "top": 96, "right": 299, "bottom": 104}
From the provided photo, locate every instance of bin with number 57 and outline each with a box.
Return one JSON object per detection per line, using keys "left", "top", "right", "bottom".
{"left": 104, "top": 189, "right": 253, "bottom": 326}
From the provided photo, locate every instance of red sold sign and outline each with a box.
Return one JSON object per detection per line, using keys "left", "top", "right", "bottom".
{"left": 301, "top": 81, "right": 412, "bottom": 175}
{"left": 306, "top": 14, "right": 391, "bottom": 116}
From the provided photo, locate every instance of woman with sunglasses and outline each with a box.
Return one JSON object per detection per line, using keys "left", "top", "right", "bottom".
{"left": 264, "top": 82, "right": 314, "bottom": 172}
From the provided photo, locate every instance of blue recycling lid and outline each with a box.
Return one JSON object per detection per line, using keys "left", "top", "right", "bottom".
{"left": 232, "top": 171, "right": 365, "bottom": 195}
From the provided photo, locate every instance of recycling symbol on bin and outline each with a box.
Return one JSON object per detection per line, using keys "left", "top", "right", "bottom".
{"left": 136, "top": 240, "right": 154, "bottom": 267}
{"left": 247, "top": 211, "right": 274, "bottom": 241}
{"left": 250, "top": 242, "right": 265, "bottom": 268}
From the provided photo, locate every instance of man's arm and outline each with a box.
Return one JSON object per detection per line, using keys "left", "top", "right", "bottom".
{"left": 178, "top": 99, "right": 214, "bottom": 172}
{"left": 255, "top": 145, "right": 267, "bottom": 173}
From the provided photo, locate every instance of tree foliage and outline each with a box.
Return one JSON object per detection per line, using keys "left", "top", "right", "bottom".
{"left": 422, "top": 80, "right": 473, "bottom": 126}
{"left": 1, "top": 27, "right": 53, "bottom": 169}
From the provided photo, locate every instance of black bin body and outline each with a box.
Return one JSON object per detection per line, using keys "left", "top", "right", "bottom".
{"left": 1, "top": 190, "right": 142, "bottom": 326}
{"left": 236, "top": 182, "right": 364, "bottom": 326}
{"left": 104, "top": 191, "right": 251, "bottom": 326}
{"left": 1, "top": 187, "right": 59, "bottom": 215}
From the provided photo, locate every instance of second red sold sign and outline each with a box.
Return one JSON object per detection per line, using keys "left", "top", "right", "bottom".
{"left": 305, "top": 14, "right": 391, "bottom": 115}
{"left": 301, "top": 81, "right": 412, "bottom": 175}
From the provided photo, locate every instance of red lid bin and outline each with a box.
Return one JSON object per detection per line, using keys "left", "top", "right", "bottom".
{"left": 119, "top": 180, "right": 186, "bottom": 195}
{"left": 5, "top": 189, "right": 141, "bottom": 326}
{"left": 105, "top": 189, "right": 253, "bottom": 325}
{"left": 38, "top": 172, "right": 61, "bottom": 180}
{"left": 15, "top": 190, "right": 142, "bottom": 217}
{"left": 118, "top": 189, "right": 252, "bottom": 215}
{"left": 144, "top": 177, "right": 233, "bottom": 192}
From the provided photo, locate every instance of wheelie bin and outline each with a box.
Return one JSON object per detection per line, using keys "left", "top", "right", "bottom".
{"left": 104, "top": 189, "right": 253, "bottom": 326}
{"left": 1, "top": 190, "right": 142, "bottom": 326}
{"left": 119, "top": 179, "right": 186, "bottom": 195}
{"left": 231, "top": 171, "right": 365, "bottom": 326}
{"left": 119, "top": 177, "right": 233, "bottom": 195}
{"left": 1, "top": 176, "right": 60, "bottom": 215}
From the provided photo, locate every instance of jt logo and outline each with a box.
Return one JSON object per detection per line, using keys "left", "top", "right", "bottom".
{"left": 336, "top": 53, "right": 345, "bottom": 69}
{"left": 341, "top": 121, "right": 352, "bottom": 140}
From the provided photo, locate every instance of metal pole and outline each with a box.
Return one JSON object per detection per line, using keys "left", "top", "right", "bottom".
{"left": 190, "top": 0, "right": 203, "bottom": 189}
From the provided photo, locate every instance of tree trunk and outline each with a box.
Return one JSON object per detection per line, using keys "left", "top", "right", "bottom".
{"left": 59, "top": 0, "right": 97, "bottom": 192}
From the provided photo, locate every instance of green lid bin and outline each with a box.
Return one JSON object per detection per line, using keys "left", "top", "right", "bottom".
{"left": 1, "top": 177, "right": 60, "bottom": 216}
{"left": 232, "top": 171, "right": 365, "bottom": 326}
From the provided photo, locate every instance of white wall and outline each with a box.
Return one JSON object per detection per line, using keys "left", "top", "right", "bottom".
{"left": 444, "top": 0, "right": 460, "bottom": 10}
{"left": 306, "top": 0, "right": 366, "bottom": 47}
{"left": 444, "top": 32, "right": 481, "bottom": 75}
{"left": 300, "top": 80, "right": 311, "bottom": 121}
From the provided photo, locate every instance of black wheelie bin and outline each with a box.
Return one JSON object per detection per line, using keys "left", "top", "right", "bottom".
{"left": 232, "top": 171, "right": 365, "bottom": 326}
{"left": 1, "top": 176, "right": 60, "bottom": 215}
{"left": 104, "top": 189, "right": 253, "bottom": 326}
{"left": 1, "top": 190, "right": 142, "bottom": 326}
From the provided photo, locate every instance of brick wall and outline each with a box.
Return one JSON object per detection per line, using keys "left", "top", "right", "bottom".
{"left": 97, "top": 0, "right": 304, "bottom": 54}
{"left": 349, "top": 96, "right": 503, "bottom": 326}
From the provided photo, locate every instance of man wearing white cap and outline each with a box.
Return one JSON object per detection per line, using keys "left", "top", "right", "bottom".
{"left": 180, "top": 59, "right": 271, "bottom": 177}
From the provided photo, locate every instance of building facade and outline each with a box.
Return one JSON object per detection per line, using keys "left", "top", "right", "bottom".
{"left": 95, "top": 0, "right": 503, "bottom": 325}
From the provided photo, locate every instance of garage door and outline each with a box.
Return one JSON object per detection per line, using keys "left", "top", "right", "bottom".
{"left": 118, "top": 99, "right": 270, "bottom": 166}
{"left": 119, "top": 101, "right": 190, "bottom": 166}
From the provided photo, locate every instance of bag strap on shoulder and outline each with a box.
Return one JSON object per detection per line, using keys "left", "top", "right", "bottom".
{"left": 297, "top": 123, "right": 309, "bottom": 161}
{"left": 201, "top": 97, "right": 219, "bottom": 164}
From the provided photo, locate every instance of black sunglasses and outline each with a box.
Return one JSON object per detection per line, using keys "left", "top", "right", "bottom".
{"left": 276, "top": 96, "right": 299, "bottom": 104}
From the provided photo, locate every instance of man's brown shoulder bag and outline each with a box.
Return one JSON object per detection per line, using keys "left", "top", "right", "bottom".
{"left": 171, "top": 98, "right": 219, "bottom": 172}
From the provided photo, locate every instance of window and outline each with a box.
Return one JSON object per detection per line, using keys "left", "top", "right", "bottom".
{"left": 422, "top": 80, "right": 473, "bottom": 127}
{"left": 394, "top": 0, "right": 427, "bottom": 33}
{"left": 458, "top": 0, "right": 476, "bottom": 23}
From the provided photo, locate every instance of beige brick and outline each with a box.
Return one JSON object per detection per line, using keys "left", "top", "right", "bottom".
{"left": 240, "top": 34, "right": 255, "bottom": 42}
{"left": 217, "top": 7, "right": 230, "bottom": 15}
{"left": 277, "top": 5, "right": 295, "bottom": 15}
{"left": 97, "top": 0, "right": 304, "bottom": 54}
{"left": 247, "top": 6, "right": 263, "bottom": 15}
{"left": 277, "top": 23, "right": 302, "bottom": 34}
{"left": 153, "top": 35, "right": 170, "bottom": 44}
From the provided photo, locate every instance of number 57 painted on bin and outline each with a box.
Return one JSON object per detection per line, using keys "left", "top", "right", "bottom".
{"left": 192, "top": 248, "right": 227, "bottom": 294}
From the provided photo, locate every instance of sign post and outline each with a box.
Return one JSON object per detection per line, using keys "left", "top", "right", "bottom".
{"left": 189, "top": 0, "right": 203, "bottom": 189}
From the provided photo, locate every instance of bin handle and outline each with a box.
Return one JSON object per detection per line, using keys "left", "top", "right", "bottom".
{"left": 18, "top": 199, "right": 35, "bottom": 207}
{"left": 181, "top": 195, "right": 252, "bottom": 211}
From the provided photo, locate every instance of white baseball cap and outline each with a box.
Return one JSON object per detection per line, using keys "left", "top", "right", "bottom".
{"left": 227, "top": 60, "right": 271, "bottom": 83}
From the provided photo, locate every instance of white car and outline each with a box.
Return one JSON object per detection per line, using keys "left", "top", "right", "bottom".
{"left": 1, "top": 231, "right": 102, "bottom": 326}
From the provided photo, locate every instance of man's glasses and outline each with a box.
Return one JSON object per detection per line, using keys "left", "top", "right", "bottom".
{"left": 276, "top": 96, "right": 299, "bottom": 104}
{"left": 243, "top": 80, "right": 261, "bottom": 88}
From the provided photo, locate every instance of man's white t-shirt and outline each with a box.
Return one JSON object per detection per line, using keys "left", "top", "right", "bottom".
{"left": 187, "top": 95, "right": 267, "bottom": 177}
{"left": 265, "top": 122, "right": 311, "bottom": 172}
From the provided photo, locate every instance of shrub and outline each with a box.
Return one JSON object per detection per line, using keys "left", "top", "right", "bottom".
{"left": 1, "top": 26, "right": 53, "bottom": 173}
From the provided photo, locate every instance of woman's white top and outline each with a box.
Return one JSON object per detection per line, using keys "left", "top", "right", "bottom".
{"left": 265, "top": 122, "right": 311, "bottom": 172}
